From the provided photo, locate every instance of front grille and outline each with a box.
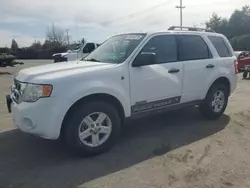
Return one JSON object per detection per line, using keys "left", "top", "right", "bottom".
{"left": 54, "top": 55, "right": 62, "bottom": 62}
{"left": 54, "top": 55, "right": 67, "bottom": 62}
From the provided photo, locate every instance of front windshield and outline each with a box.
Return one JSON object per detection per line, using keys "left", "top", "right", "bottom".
{"left": 72, "top": 44, "right": 82, "bottom": 52}
{"left": 84, "top": 34, "right": 146, "bottom": 64}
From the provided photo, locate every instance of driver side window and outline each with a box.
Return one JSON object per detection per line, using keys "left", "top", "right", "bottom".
{"left": 141, "top": 35, "right": 177, "bottom": 64}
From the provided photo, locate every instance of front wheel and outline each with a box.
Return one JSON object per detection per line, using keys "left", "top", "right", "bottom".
{"left": 199, "top": 84, "right": 229, "bottom": 120}
{"left": 63, "top": 101, "right": 121, "bottom": 156}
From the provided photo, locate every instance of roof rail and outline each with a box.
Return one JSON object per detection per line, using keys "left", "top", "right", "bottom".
{"left": 168, "top": 26, "right": 215, "bottom": 33}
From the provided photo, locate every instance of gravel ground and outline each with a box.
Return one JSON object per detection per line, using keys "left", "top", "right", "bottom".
{"left": 0, "top": 60, "right": 250, "bottom": 188}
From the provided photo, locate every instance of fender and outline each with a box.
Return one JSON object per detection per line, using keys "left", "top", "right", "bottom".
{"left": 65, "top": 81, "right": 131, "bottom": 117}
{"left": 51, "top": 80, "right": 131, "bottom": 138}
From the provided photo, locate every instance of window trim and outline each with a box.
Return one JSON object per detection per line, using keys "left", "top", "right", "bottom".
{"left": 133, "top": 34, "right": 179, "bottom": 66}
{"left": 221, "top": 38, "right": 232, "bottom": 57}
{"left": 177, "top": 34, "right": 213, "bottom": 62}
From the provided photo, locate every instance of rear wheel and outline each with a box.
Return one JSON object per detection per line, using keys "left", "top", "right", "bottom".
{"left": 63, "top": 101, "right": 121, "bottom": 156}
{"left": 199, "top": 84, "right": 229, "bottom": 120}
{"left": 243, "top": 71, "right": 248, "bottom": 79}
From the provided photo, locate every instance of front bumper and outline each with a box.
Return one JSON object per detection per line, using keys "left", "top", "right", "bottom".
{"left": 53, "top": 56, "right": 67, "bottom": 63}
{"left": 6, "top": 95, "right": 61, "bottom": 140}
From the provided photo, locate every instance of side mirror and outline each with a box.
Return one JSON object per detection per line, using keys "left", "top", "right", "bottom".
{"left": 132, "top": 52, "right": 156, "bottom": 67}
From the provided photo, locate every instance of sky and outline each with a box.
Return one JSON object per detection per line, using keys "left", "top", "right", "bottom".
{"left": 0, "top": 0, "right": 249, "bottom": 47}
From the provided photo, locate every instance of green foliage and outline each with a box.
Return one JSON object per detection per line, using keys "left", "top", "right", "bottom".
{"left": 228, "top": 5, "right": 250, "bottom": 38}
{"left": 30, "top": 41, "right": 42, "bottom": 50}
{"left": 206, "top": 5, "right": 250, "bottom": 50}
{"left": 230, "top": 34, "right": 250, "bottom": 51}
{"left": 0, "top": 23, "right": 69, "bottom": 59}
{"left": 206, "top": 13, "right": 229, "bottom": 36}
{"left": 11, "top": 39, "right": 19, "bottom": 52}
{"left": 42, "top": 40, "right": 62, "bottom": 49}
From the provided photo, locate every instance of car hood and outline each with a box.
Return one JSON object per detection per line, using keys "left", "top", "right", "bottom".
{"left": 53, "top": 52, "right": 69, "bottom": 57}
{"left": 15, "top": 61, "right": 116, "bottom": 82}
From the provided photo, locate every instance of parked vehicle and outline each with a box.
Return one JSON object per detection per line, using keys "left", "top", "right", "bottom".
{"left": 0, "top": 53, "right": 16, "bottom": 67}
{"left": 52, "top": 39, "right": 99, "bottom": 63}
{"left": 235, "top": 51, "right": 250, "bottom": 79}
{"left": 6, "top": 26, "right": 237, "bottom": 156}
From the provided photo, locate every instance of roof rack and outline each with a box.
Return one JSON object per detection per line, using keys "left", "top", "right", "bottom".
{"left": 168, "top": 26, "right": 215, "bottom": 33}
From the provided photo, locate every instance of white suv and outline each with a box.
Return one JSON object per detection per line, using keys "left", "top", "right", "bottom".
{"left": 6, "top": 26, "right": 237, "bottom": 156}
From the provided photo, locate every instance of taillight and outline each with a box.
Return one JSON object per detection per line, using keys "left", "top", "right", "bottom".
{"left": 234, "top": 60, "right": 238, "bottom": 74}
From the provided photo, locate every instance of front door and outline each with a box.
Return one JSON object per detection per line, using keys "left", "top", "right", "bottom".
{"left": 129, "top": 34, "right": 183, "bottom": 114}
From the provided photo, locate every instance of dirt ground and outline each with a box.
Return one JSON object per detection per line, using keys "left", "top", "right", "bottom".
{"left": 0, "top": 60, "right": 250, "bottom": 188}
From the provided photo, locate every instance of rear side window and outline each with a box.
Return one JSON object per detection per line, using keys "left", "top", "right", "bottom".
{"left": 208, "top": 36, "right": 232, "bottom": 57}
{"left": 178, "top": 35, "right": 212, "bottom": 61}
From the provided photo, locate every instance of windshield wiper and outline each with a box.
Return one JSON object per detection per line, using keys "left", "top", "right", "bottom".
{"left": 84, "top": 58, "right": 100, "bottom": 62}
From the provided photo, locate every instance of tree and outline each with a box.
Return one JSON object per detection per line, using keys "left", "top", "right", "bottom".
{"left": 30, "top": 41, "right": 42, "bottom": 50}
{"left": 11, "top": 39, "right": 19, "bottom": 52}
{"left": 230, "top": 34, "right": 250, "bottom": 51}
{"left": 205, "top": 5, "right": 250, "bottom": 39}
{"left": 228, "top": 5, "right": 250, "bottom": 38}
{"left": 45, "top": 24, "right": 67, "bottom": 45}
{"left": 205, "top": 13, "right": 229, "bottom": 37}
{"left": 42, "top": 40, "right": 62, "bottom": 49}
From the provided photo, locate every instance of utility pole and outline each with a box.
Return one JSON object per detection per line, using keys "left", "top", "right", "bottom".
{"left": 66, "top": 29, "right": 70, "bottom": 48}
{"left": 176, "top": 0, "right": 185, "bottom": 30}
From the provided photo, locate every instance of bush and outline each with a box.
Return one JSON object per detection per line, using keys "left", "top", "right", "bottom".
{"left": 0, "top": 46, "right": 67, "bottom": 59}
{"left": 230, "top": 34, "right": 250, "bottom": 51}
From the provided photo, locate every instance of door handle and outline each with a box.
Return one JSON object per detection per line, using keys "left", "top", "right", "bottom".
{"left": 206, "top": 64, "right": 215, "bottom": 68}
{"left": 168, "top": 68, "right": 180, "bottom": 73}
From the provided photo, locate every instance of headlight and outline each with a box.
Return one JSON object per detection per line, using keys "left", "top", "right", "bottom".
{"left": 22, "top": 84, "right": 53, "bottom": 102}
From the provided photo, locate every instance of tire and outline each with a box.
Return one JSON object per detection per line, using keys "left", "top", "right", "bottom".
{"left": 243, "top": 71, "right": 248, "bottom": 79}
{"left": 63, "top": 101, "right": 121, "bottom": 156}
{"left": 199, "top": 84, "right": 229, "bottom": 120}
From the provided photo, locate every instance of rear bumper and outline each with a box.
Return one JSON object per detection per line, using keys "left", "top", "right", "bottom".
{"left": 230, "top": 74, "right": 237, "bottom": 95}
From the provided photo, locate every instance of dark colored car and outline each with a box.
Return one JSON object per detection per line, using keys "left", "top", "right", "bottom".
{"left": 0, "top": 53, "right": 16, "bottom": 67}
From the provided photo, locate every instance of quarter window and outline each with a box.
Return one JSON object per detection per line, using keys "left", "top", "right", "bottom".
{"left": 208, "top": 36, "right": 232, "bottom": 57}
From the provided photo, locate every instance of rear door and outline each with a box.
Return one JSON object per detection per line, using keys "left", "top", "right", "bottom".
{"left": 208, "top": 35, "right": 236, "bottom": 73}
{"left": 178, "top": 34, "right": 217, "bottom": 103}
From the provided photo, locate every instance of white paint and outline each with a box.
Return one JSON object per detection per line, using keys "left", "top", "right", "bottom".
{"left": 52, "top": 42, "right": 99, "bottom": 62}
{"left": 10, "top": 30, "right": 237, "bottom": 140}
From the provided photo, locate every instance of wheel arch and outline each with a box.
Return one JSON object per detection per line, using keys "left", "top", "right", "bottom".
{"left": 206, "top": 77, "right": 231, "bottom": 97}
{"left": 60, "top": 93, "right": 126, "bottom": 137}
